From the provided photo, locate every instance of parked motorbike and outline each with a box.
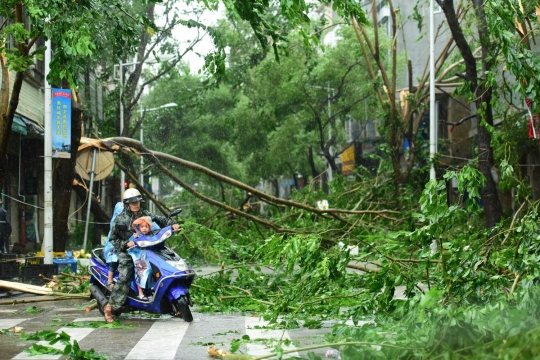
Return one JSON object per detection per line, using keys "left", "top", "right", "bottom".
{"left": 89, "top": 209, "right": 196, "bottom": 322}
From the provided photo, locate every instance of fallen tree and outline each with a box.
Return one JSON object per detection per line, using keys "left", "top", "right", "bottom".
{"left": 0, "top": 280, "right": 88, "bottom": 299}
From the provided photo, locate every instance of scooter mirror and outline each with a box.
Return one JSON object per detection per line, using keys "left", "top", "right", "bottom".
{"left": 168, "top": 209, "right": 182, "bottom": 218}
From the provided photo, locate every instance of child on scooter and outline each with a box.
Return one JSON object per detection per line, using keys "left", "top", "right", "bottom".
{"left": 131, "top": 216, "right": 159, "bottom": 301}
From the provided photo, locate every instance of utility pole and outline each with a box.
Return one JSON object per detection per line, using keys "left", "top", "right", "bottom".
{"left": 429, "top": 0, "right": 436, "bottom": 180}
{"left": 115, "top": 57, "right": 175, "bottom": 196}
{"left": 118, "top": 61, "right": 125, "bottom": 196}
{"left": 43, "top": 39, "right": 53, "bottom": 264}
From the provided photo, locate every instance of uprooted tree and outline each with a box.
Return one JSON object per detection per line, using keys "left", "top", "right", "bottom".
{"left": 91, "top": 137, "right": 400, "bottom": 240}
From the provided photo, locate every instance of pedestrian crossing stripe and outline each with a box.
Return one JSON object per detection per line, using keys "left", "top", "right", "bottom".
{"left": 125, "top": 319, "right": 189, "bottom": 359}
{"left": 0, "top": 318, "right": 28, "bottom": 331}
{"left": 2, "top": 316, "right": 301, "bottom": 359}
{"left": 245, "top": 317, "right": 300, "bottom": 359}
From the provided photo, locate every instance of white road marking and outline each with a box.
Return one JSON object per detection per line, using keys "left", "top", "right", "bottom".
{"left": 72, "top": 317, "right": 104, "bottom": 322}
{"left": 0, "top": 318, "right": 27, "bottom": 330}
{"left": 245, "top": 317, "right": 299, "bottom": 358}
{"left": 125, "top": 319, "right": 190, "bottom": 359}
{"left": 0, "top": 309, "right": 18, "bottom": 314}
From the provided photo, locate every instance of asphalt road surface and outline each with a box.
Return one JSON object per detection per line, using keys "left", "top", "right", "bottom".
{"left": 0, "top": 294, "right": 339, "bottom": 360}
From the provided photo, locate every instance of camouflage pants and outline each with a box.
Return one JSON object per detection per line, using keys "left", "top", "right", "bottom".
{"left": 108, "top": 251, "right": 134, "bottom": 310}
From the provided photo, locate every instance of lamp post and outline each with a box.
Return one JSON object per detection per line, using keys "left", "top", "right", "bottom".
{"left": 429, "top": 0, "right": 436, "bottom": 180}
{"left": 43, "top": 39, "right": 53, "bottom": 264}
{"left": 138, "top": 103, "right": 178, "bottom": 187}
{"left": 114, "top": 61, "right": 139, "bottom": 196}
{"left": 114, "top": 58, "right": 175, "bottom": 196}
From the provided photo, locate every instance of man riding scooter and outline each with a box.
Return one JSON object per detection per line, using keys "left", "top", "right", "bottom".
{"left": 103, "top": 188, "right": 180, "bottom": 323}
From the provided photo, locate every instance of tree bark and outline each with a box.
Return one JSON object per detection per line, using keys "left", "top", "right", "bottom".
{"left": 0, "top": 5, "right": 31, "bottom": 190}
{"left": 439, "top": 0, "right": 501, "bottom": 228}
{"left": 473, "top": 0, "right": 502, "bottom": 227}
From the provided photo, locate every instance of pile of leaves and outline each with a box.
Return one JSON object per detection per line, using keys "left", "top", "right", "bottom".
{"left": 43, "top": 272, "right": 91, "bottom": 294}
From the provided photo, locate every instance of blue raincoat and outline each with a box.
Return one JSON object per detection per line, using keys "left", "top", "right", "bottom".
{"left": 128, "top": 221, "right": 162, "bottom": 290}
{"left": 103, "top": 202, "right": 125, "bottom": 264}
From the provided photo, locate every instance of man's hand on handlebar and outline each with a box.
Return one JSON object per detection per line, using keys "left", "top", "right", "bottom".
{"left": 172, "top": 224, "right": 181, "bottom": 232}
{"left": 127, "top": 240, "right": 136, "bottom": 249}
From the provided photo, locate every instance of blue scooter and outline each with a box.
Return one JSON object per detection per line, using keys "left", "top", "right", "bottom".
{"left": 89, "top": 209, "right": 196, "bottom": 322}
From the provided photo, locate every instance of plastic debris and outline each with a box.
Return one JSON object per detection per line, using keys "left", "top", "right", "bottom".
{"left": 325, "top": 349, "right": 341, "bottom": 359}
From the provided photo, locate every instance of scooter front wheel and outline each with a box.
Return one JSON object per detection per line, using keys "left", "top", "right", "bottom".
{"left": 173, "top": 296, "right": 193, "bottom": 322}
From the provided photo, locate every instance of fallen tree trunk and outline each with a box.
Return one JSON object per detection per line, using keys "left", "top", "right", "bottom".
{"left": 0, "top": 280, "right": 54, "bottom": 295}
{"left": 0, "top": 280, "right": 89, "bottom": 298}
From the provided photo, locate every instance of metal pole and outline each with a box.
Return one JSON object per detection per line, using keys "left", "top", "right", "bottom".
{"left": 43, "top": 39, "right": 53, "bottom": 265}
{"left": 140, "top": 125, "right": 144, "bottom": 185}
{"left": 137, "top": 103, "right": 177, "bottom": 187}
{"left": 429, "top": 0, "right": 436, "bottom": 180}
{"left": 119, "top": 61, "right": 125, "bottom": 196}
{"left": 82, "top": 148, "right": 97, "bottom": 251}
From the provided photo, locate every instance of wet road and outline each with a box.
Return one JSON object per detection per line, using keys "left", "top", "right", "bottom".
{"left": 0, "top": 293, "right": 338, "bottom": 360}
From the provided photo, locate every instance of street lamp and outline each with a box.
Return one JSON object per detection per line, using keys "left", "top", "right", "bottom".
{"left": 114, "top": 61, "right": 140, "bottom": 196}
{"left": 429, "top": 0, "right": 436, "bottom": 180}
{"left": 43, "top": 39, "right": 53, "bottom": 264}
{"left": 138, "top": 102, "right": 178, "bottom": 186}
{"left": 114, "top": 58, "right": 173, "bottom": 194}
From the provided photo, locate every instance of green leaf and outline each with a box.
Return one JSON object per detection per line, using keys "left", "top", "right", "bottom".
{"left": 419, "top": 289, "right": 443, "bottom": 309}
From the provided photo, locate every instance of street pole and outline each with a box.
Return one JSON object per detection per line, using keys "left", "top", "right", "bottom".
{"left": 138, "top": 103, "right": 177, "bottom": 193}
{"left": 140, "top": 125, "right": 144, "bottom": 185}
{"left": 43, "top": 39, "right": 53, "bottom": 264}
{"left": 429, "top": 0, "right": 436, "bottom": 181}
{"left": 116, "top": 58, "right": 172, "bottom": 196}
{"left": 119, "top": 61, "right": 125, "bottom": 196}
{"left": 82, "top": 148, "right": 97, "bottom": 251}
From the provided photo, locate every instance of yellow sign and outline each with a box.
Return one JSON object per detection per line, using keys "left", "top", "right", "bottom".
{"left": 341, "top": 145, "right": 355, "bottom": 175}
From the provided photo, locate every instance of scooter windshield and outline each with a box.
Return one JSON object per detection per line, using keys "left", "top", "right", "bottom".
{"left": 133, "top": 226, "right": 173, "bottom": 248}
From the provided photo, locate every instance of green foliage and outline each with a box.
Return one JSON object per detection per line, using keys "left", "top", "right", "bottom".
{"left": 219, "top": 0, "right": 367, "bottom": 61}
{"left": 485, "top": 0, "right": 540, "bottom": 104}
{"left": 1, "top": 0, "right": 143, "bottom": 87}
{"left": 183, "top": 160, "right": 540, "bottom": 357}
{"left": 171, "top": 219, "right": 237, "bottom": 264}
{"left": 22, "top": 330, "right": 106, "bottom": 359}
{"left": 68, "top": 222, "right": 94, "bottom": 252}
{"left": 326, "top": 284, "right": 540, "bottom": 359}
{"left": 144, "top": 22, "right": 377, "bottom": 186}
{"left": 25, "top": 306, "right": 44, "bottom": 314}
{"left": 64, "top": 321, "right": 136, "bottom": 329}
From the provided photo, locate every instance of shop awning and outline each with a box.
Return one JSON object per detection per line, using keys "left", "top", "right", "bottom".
{"left": 11, "top": 115, "right": 44, "bottom": 137}
{"left": 12, "top": 116, "right": 27, "bottom": 135}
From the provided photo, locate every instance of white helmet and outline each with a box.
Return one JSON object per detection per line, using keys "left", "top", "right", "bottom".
{"left": 122, "top": 188, "right": 143, "bottom": 204}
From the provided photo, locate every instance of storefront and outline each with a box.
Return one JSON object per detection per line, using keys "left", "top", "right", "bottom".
{"left": 3, "top": 114, "right": 44, "bottom": 252}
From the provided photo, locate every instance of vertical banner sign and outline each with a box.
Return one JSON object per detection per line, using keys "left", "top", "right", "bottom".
{"left": 52, "top": 88, "right": 72, "bottom": 158}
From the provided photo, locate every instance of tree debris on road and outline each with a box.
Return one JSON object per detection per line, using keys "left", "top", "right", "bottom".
{"left": 0, "top": 273, "right": 89, "bottom": 302}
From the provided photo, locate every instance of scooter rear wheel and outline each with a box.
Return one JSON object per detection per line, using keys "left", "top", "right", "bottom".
{"left": 174, "top": 296, "right": 193, "bottom": 322}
